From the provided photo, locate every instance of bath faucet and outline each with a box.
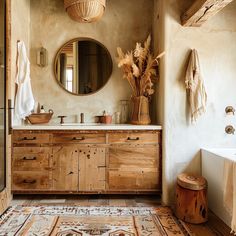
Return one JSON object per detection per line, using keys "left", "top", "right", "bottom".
{"left": 225, "top": 125, "right": 235, "bottom": 135}
{"left": 58, "top": 115, "right": 67, "bottom": 124}
{"left": 225, "top": 106, "right": 235, "bottom": 115}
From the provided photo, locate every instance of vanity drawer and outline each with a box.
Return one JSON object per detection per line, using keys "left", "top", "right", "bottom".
{"left": 12, "top": 171, "right": 51, "bottom": 191}
{"left": 108, "top": 132, "right": 160, "bottom": 144}
{"left": 108, "top": 145, "right": 161, "bottom": 191}
{"left": 13, "top": 132, "right": 50, "bottom": 145}
{"left": 109, "top": 145, "right": 160, "bottom": 169}
{"left": 12, "top": 147, "right": 51, "bottom": 171}
{"left": 52, "top": 133, "right": 106, "bottom": 144}
{"left": 108, "top": 168, "right": 160, "bottom": 190}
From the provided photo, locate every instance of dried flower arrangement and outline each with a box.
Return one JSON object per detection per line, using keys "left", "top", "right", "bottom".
{"left": 117, "top": 35, "right": 164, "bottom": 99}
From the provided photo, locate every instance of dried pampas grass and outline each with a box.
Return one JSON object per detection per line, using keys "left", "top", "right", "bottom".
{"left": 117, "top": 35, "right": 164, "bottom": 98}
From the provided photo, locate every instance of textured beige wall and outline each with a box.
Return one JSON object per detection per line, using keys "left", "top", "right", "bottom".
{"left": 162, "top": 0, "right": 236, "bottom": 205}
{"left": 30, "top": 0, "right": 154, "bottom": 123}
{"left": 11, "top": 0, "right": 30, "bottom": 124}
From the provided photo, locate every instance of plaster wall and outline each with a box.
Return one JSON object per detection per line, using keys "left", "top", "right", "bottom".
{"left": 162, "top": 0, "right": 236, "bottom": 204}
{"left": 11, "top": 0, "right": 30, "bottom": 124}
{"left": 29, "top": 0, "right": 154, "bottom": 123}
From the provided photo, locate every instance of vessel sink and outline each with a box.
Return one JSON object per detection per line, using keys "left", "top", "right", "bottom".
{"left": 61, "top": 123, "right": 101, "bottom": 126}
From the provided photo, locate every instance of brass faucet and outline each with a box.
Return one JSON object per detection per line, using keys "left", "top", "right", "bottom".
{"left": 225, "top": 125, "right": 235, "bottom": 135}
{"left": 58, "top": 115, "right": 67, "bottom": 124}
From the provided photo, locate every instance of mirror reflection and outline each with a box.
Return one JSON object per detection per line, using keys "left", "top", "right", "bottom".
{"left": 54, "top": 38, "right": 112, "bottom": 95}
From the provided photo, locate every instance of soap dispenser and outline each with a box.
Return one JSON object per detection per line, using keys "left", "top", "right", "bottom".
{"left": 40, "top": 105, "right": 45, "bottom": 113}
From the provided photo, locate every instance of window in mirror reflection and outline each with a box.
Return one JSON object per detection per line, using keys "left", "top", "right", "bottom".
{"left": 55, "top": 39, "right": 112, "bottom": 95}
{"left": 66, "top": 68, "right": 73, "bottom": 92}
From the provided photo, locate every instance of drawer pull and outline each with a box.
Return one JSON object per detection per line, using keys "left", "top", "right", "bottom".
{"left": 72, "top": 137, "right": 85, "bottom": 141}
{"left": 127, "top": 137, "right": 140, "bottom": 141}
{"left": 109, "top": 168, "right": 119, "bottom": 171}
{"left": 23, "top": 179, "right": 36, "bottom": 184}
{"left": 22, "top": 137, "right": 36, "bottom": 141}
{"left": 22, "top": 157, "right": 37, "bottom": 161}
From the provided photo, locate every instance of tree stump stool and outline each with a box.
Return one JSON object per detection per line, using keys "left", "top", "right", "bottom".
{"left": 175, "top": 173, "right": 208, "bottom": 224}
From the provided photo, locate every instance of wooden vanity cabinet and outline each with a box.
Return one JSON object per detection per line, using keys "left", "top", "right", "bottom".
{"left": 12, "top": 133, "right": 52, "bottom": 192}
{"left": 12, "top": 130, "right": 161, "bottom": 194}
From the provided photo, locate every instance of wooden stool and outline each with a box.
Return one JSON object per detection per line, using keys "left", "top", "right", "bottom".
{"left": 175, "top": 173, "right": 208, "bottom": 224}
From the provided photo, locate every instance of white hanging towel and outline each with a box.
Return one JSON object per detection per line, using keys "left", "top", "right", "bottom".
{"left": 223, "top": 159, "right": 236, "bottom": 234}
{"left": 15, "top": 41, "right": 35, "bottom": 120}
{"left": 185, "top": 49, "right": 207, "bottom": 123}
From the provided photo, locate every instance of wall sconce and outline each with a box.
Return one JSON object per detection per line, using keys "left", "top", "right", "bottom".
{"left": 37, "top": 47, "right": 48, "bottom": 67}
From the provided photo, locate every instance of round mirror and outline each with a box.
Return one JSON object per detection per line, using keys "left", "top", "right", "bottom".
{"left": 54, "top": 38, "right": 113, "bottom": 95}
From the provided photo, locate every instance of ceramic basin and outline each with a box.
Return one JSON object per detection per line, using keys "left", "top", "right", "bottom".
{"left": 61, "top": 123, "right": 100, "bottom": 126}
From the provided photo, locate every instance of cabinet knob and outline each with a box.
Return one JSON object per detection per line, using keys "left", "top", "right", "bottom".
{"left": 21, "top": 137, "right": 36, "bottom": 141}
{"left": 23, "top": 179, "right": 36, "bottom": 184}
{"left": 127, "top": 137, "right": 140, "bottom": 141}
{"left": 22, "top": 156, "right": 37, "bottom": 161}
{"left": 72, "top": 137, "right": 85, "bottom": 141}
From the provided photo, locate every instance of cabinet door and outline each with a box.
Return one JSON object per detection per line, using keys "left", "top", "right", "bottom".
{"left": 52, "top": 146, "right": 78, "bottom": 191}
{"left": 78, "top": 147, "right": 106, "bottom": 191}
{"left": 108, "top": 144, "right": 161, "bottom": 191}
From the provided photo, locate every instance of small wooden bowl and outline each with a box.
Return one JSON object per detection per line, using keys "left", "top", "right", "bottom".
{"left": 26, "top": 110, "right": 54, "bottom": 124}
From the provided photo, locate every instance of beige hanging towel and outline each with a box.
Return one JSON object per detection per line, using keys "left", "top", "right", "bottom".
{"left": 185, "top": 49, "right": 207, "bottom": 123}
{"left": 223, "top": 159, "right": 236, "bottom": 234}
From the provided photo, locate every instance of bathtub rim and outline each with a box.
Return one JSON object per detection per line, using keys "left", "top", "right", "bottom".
{"left": 201, "top": 148, "right": 236, "bottom": 162}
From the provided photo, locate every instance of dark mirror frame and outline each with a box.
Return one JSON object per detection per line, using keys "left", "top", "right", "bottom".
{"left": 54, "top": 37, "right": 113, "bottom": 96}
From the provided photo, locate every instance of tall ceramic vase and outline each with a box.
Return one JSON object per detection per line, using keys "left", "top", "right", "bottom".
{"left": 130, "top": 96, "right": 151, "bottom": 125}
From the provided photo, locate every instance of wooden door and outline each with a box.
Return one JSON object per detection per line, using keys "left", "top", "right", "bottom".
{"left": 52, "top": 146, "right": 79, "bottom": 191}
{"left": 108, "top": 144, "right": 161, "bottom": 191}
{"left": 78, "top": 147, "right": 106, "bottom": 191}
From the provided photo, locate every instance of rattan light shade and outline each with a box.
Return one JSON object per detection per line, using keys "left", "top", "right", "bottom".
{"left": 64, "top": 0, "right": 106, "bottom": 23}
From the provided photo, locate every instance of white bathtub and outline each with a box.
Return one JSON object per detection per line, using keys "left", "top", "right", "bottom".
{"left": 201, "top": 148, "right": 236, "bottom": 227}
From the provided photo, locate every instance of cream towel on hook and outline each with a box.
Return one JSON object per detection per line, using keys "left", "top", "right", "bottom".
{"left": 15, "top": 41, "right": 35, "bottom": 120}
{"left": 185, "top": 49, "right": 207, "bottom": 123}
{"left": 223, "top": 159, "right": 236, "bottom": 234}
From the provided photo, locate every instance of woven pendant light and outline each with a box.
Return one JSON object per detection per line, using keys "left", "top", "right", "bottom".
{"left": 64, "top": 0, "right": 106, "bottom": 23}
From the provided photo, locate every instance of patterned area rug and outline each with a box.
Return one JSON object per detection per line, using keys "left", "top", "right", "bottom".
{"left": 0, "top": 206, "right": 193, "bottom": 235}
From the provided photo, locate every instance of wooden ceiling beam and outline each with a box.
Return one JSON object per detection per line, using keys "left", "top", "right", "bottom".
{"left": 181, "top": 0, "right": 234, "bottom": 27}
